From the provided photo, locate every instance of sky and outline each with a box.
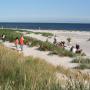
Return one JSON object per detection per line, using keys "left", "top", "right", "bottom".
{"left": 0, "top": 0, "right": 90, "bottom": 23}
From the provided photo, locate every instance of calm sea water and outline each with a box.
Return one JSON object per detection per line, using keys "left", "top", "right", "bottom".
{"left": 0, "top": 22, "right": 90, "bottom": 31}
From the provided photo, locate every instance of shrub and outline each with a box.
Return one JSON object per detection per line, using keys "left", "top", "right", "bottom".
{"left": 72, "top": 57, "right": 90, "bottom": 69}
{"left": 34, "top": 32, "right": 53, "bottom": 37}
{"left": 38, "top": 41, "right": 75, "bottom": 57}
{"left": 0, "top": 29, "right": 21, "bottom": 42}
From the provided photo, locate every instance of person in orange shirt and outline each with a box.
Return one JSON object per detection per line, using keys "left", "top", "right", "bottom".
{"left": 20, "top": 35, "right": 24, "bottom": 51}
{"left": 15, "top": 37, "right": 19, "bottom": 50}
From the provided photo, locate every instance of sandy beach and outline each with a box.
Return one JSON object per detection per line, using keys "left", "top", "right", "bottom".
{"left": 25, "top": 29, "right": 90, "bottom": 57}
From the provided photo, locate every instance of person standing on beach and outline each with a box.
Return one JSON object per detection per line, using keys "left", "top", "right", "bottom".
{"left": 20, "top": 35, "right": 24, "bottom": 51}
{"left": 15, "top": 37, "right": 19, "bottom": 50}
{"left": 53, "top": 36, "right": 57, "bottom": 45}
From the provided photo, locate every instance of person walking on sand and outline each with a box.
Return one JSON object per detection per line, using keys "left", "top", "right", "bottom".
{"left": 20, "top": 35, "right": 24, "bottom": 51}
{"left": 15, "top": 37, "right": 19, "bottom": 50}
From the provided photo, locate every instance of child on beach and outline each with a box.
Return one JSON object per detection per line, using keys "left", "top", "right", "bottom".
{"left": 15, "top": 37, "right": 19, "bottom": 50}
{"left": 20, "top": 35, "right": 24, "bottom": 51}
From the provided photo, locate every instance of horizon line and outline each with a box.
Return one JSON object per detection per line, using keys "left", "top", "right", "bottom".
{"left": 0, "top": 22, "right": 90, "bottom": 24}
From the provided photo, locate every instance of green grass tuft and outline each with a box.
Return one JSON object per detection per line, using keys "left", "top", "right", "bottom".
{"left": 72, "top": 57, "right": 90, "bottom": 69}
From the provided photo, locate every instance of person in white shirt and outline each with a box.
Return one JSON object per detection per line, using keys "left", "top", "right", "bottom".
{"left": 70, "top": 46, "right": 76, "bottom": 53}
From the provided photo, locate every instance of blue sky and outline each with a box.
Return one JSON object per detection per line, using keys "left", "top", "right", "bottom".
{"left": 0, "top": 0, "right": 90, "bottom": 23}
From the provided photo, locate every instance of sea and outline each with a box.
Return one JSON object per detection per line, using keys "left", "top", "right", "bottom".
{"left": 0, "top": 22, "right": 90, "bottom": 31}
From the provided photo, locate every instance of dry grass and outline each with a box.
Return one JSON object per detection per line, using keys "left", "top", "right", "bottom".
{"left": 56, "top": 66, "right": 90, "bottom": 82}
{"left": 0, "top": 31, "right": 90, "bottom": 90}
{"left": 0, "top": 45, "right": 60, "bottom": 90}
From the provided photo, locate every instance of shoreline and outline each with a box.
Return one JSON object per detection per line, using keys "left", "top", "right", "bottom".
{"left": 0, "top": 27, "right": 90, "bottom": 33}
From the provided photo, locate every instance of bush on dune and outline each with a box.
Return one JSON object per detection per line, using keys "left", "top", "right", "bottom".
{"left": 38, "top": 41, "right": 75, "bottom": 57}
{"left": 30, "top": 31, "right": 53, "bottom": 37}
{"left": 52, "top": 47, "right": 75, "bottom": 57}
{"left": 0, "top": 29, "right": 21, "bottom": 42}
{"left": 0, "top": 29, "right": 30, "bottom": 44}
{"left": 39, "top": 41, "right": 55, "bottom": 51}
{"left": 38, "top": 32, "right": 53, "bottom": 37}
{"left": 72, "top": 57, "right": 90, "bottom": 69}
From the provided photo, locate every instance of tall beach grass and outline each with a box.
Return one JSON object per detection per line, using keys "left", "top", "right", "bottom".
{"left": 0, "top": 45, "right": 90, "bottom": 90}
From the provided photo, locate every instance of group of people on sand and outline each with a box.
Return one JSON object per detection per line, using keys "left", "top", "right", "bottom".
{"left": 15, "top": 35, "right": 24, "bottom": 51}
{"left": 56, "top": 41, "right": 65, "bottom": 48}
{"left": 53, "top": 36, "right": 65, "bottom": 48}
{"left": 53, "top": 35, "right": 82, "bottom": 54}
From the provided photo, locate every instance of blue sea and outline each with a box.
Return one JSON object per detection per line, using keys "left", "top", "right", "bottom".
{"left": 0, "top": 22, "right": 90, "bottom": 31}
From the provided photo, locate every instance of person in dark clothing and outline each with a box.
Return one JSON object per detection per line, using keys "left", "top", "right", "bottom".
{"left": 53, "top": 37, "right": 57, "bottom": 45}
{"left": 76, "top": 44, "right": 82, "bottom": 53}
{"left": 76, "top": 44, "right": 80, "bottom": 50}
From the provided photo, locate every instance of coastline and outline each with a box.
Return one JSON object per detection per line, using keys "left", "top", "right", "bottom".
{"left": 1, "top": 27, "right": 90, "bottom": 32}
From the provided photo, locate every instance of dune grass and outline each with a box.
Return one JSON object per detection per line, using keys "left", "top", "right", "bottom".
{"left": 0, "top": 45, "right": 90, "bottom": 90}
{"left": 38, "top": 41, "right": 75, "bottom": 57}
{"left": 0, "top": 29, "right": 77, "bottom": 57}
{"left": 72, "top": 57, "right": 90, "bottom": 69}
{"left": 28, "top": 38, "right": 75, "bottom": 57}
{"left": 0, "top": 29, "right": 31, "bottom": 44}
{"left": 35, "top": 32, "right": 53, "bottom": 37}
{"left": 56, "top": 66, "right": 90, "bottom": 81}
{"left": 0, "top": 29, "right": 21, "bottom": 42}
{"left": 0, "top": 45, "right": 58, "bottom": 90}
{"left": 29, "top": 31, "right": 53, "bottom": 37}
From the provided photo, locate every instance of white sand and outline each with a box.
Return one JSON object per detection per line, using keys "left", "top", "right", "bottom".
{"left": 25, "top": 30, "right": 90, "bottom": 57}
